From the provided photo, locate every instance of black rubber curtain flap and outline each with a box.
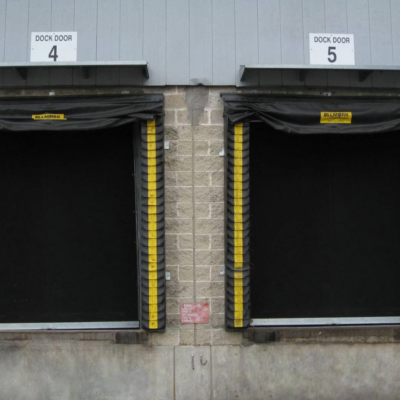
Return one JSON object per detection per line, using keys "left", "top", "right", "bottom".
{"left": 0, "top": 95, "right": 163, "bottom": 131}
{"left": 222, "top": 95, "right": 400, "bottom": 134}
{"left": 0, "top": 94, "right": 166, "bottom": 331}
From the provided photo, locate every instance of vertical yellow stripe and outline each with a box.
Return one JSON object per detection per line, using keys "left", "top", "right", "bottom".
{"left": 147, "top": 119, "right": 158, "bottom": 329}
{"left": 233, "top": 123, "right": 244, "bottom": 328}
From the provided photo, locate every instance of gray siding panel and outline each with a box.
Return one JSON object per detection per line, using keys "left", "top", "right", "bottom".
{"left": 27, "top": 0, "right": 51, "bottom": 86}
{"left": 120, "top": 0, "right": 143, "bottom": 85}
{"left": 280, "top": 0, "right": 304, "bottom": 86}
{"left": 96, "top": 0, "right": 121, "bottom": 85}
{"left": 0, "top": 0, "right": 399, "bottom": 87}
{"left": 143, "top": 0, "right": 166, "bottom": 86}
{"left": 347, "top": 0, "right": 370, "bottom": 87}
{"left": 49, "top": 0, "right": 75, "bottom": 86}
{"left": 369, "top": 0, "right": 394, "bottom": 87}
{"left": 303, "top": 0, "right": 327, "bottom": 86}
{"left": 189, "top": 0, "right": 212, "bottom": 85}
{"left": 258, "top": 0, "right": 282, "bottom": 86}
{"left": 166, "top": 0, "right": 189, "bottom": 85}
{"left": 212, "top": 0, "right": 236, "bottom": 85}
{"left": 235, "top": 0, "right": 258, "bottom": 86}
{"left": 73, "top": 0, "right": 97, "bottom": 86}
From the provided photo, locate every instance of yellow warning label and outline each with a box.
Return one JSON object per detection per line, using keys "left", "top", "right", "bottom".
{"left": 32, "top": 114, "right": 67, "bottom": 121}
{"left": 320, "top": 112, "right": 352, "bottom": 124}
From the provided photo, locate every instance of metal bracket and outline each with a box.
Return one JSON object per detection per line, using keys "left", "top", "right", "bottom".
{"left": 166, "top": 272, "right": 171, "bottom": 281}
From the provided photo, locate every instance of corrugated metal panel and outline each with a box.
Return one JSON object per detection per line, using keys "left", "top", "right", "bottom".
{"left": 166, "top": 0, "right": 189, "bottom": 85}
{"left": 143, "top": 0, "right": 166, "bottom": 86}
{"left": 73, "top": 0, "right": 97, "bottom": 86}
{"left": 120, "top": 0, "right": 143, "bottom": 85}
{"left": 258, "top": 0, "right": 282, "bottom": 86}
{"left": 212, "top": 0, "right": 236, "bottom": 85}
{"left": 27, "top": 0, "right": 51, "bottom": 87}
{"left": 49, "top": 0, "right": 75, "bottom": 86}
{"left": 1, "top": 0, "right": 400, "bottom": 87}
{"left": 235, "top": 0, "right": 258, "bottom": 86}
{"left": 190, "top": 0, "right": 212, "bottom": 85}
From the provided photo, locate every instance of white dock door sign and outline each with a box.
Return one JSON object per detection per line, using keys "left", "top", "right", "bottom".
{"left": 30, "top": 32, "right": 77, "bottom": 62}
{"left": 309, "top": 34, "right": 355, "bottom": 65}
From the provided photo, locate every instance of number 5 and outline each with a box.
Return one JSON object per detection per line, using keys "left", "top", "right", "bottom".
{"left": 328, "top": 47, "right": 337, "bottom": 63}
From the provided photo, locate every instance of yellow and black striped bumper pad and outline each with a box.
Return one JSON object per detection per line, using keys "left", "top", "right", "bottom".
{"left": 226, "top": 122, "right": 250, "bottom": 329}
{"left": 140, "top": 118, "right": 166, "bottom": 331}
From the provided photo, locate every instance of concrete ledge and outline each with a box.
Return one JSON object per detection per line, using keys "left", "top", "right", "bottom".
{"left": 0, "top": 330, "right": 148, "bottom": 344}
{"left": 245, "top": 325, "right": 400, "bottom": 344}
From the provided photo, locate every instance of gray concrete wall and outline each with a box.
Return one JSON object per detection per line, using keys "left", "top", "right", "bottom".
{"left": 1, "top": 338, "right": 400, "bottom": 400}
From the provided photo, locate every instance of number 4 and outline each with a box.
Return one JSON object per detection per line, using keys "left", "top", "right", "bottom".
{"left": 48, "top": 45, "right": 58, "bottom": 62}
{"left": 328, "top": 47, "right": 337, "bottom": 63}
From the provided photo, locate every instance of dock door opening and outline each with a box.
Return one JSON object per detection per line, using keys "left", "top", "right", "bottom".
{"left": 223, "top": 95, "right": 400, "bottom": 328}
{"left": 0, "top": 95, "right": 165, "bottom": 331}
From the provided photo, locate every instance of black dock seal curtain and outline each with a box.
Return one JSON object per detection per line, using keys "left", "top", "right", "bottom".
{"left": 222, "top": 94, "right": 400, "bottom": 329}
{"left": 0, "top": 95, "right": 165, "bottom": 331}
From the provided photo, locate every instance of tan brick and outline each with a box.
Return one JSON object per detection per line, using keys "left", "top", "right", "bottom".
{"left": 194, "top": 172, "right": 211, "bottom": 186}
{"left": 195, "top": 218, "right": 224, "bottom": 234}
{"left": 167, "top": 281, "right": 194, "bottom": 298}
{"left": 195, "top": 266, "right": 211, "bottom": 281}
{"left": 177, "top": 110, "right": 191, "bottom": 125}
{"left": 195, "top": 203, "right": 210, "bottom": 218}
{"left": 161, "top": 86, "right": 179, "bottom": 95}
{"left": 166, "top": 218, "right": 193, "bottom": 234}
{"left": 166, "top": 314, "right": 182, "bottom": 329}
{"left": 194, "top": 321, "right": 211, "bottom": 330}
{"left": 147, "top": 330, "right": 180, "bottom": 346}
{"left": 195, "top": 235, "right": 211, "bottom": 250}
{"left": 177, "top": 171, "right": 193, "bottom": 186}
{"left": 211, "top": 202, "right": 224, "bottom": 218}
{"left": 209, "top": 86, "right": 236, "bottom": 95}
{"left": 211, "top": 266, "right": 224, "bottom": 282}
{"left": 166, "top": 297, "right": 180, "bottom": 314}
{"left": 165, "top": 186, "right": 192, "bottom": 202}
{"left": 195, "top": 250, "right": 224, "bottom": 266}
{"left": 194, "top": 141, "right": 209, "bottom": 155}
{"left": 196, "top": 282, "right": 211, "bottom": 298}
{"left": 165, "top": 202, "right": 178, "bottom": 218}
{"left": 178, "top": 234, "right": 193, "bottom": 249}
{"left": 205, "top": 95, "right": 224, "bottom": 110}
{"left": 166, "top": 266, "right": 178, "bottom": 280}
{"left": 211, "top": 313, "right": 225, "bottom": 329}
{"left": 165, "top": 171, "right": 177, "bottom": 187}
{"left": 211, "top": 281, "right": 224, "bottom": 297}
{"left": 166, "top": 140, "right": 178, "bottom": 156}
{"left": 167, "top": 250, "right": 193, "bottom": 266}
{"left": 211, "top": 297, "right": 225, "bottom": 314}
{"left": 199, "top": 109, "right": 210, "bottom": 125}
{"left": 211, "top": 171, "right": 224, "bottom": 186}
{"left": 193, "top": 125, "right": 224, "bottom": 141}
{"left": 196, "top": 329, "right": 212, "bottom": 345}
{"left": 179, "top": 267, "right": 194, "bottom": 281}
{"left": 165, "top": 156, "right": 192, "bottom": 171}
{"left": 164, "top": 110, "right": 176, "bottom": 125}
{"left": 177, "top": 202, "right": 193, "bottom": 218}
{"left": 211, "top": 234, "right": 224, "bottom": 249}
{"left": 194, "top": 156, "right": 224, "bottom": 172}
{"left": 180, "top": 329, "right": 195, "bottom": 345}
{"left": 209, "top": 141, "right": 224, "bottom": 157}
{"left": 177, "top": 141, "right": 193, "bottom": 155}
{"left": 165, "top": 234, "right": 178, "bottom": 250}
{"left": 195, "top": 187, "right": 224, "bottom": 202}
{"left": 210, "top": 109, "right": 224, "bottom": 125}
{"left": 164, "top": 94, "right": 187, "bottom": 109}
{"left": 212, "top": 329, "right": 243, "bottom": 345}
{"left": 165, "top": 125, "right": 193, "bottom": 141}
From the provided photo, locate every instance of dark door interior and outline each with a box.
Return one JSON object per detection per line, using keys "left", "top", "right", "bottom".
{"left": 250, "top": 122, "right": 400, "bottom": 319}
{"left": 0, "top": 125, "right": 138, "bottom": 323}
